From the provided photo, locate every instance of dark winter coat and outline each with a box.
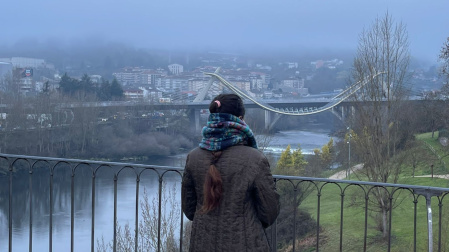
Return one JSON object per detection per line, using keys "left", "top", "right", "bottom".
{"left": 182, "top": 145, "right": 280, "bottom": 252}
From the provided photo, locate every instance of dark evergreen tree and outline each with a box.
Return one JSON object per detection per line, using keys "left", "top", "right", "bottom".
{"left": 98, "top": 79, "right": 112, "bottom": 101}
{"left": 59, "top": 73, "right": 76, "bottom": 95}
{"left": 110, "top": 78, "right": 124, "bottom": 100}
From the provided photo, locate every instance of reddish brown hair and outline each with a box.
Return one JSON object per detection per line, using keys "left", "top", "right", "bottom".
{"left": 201, "top": 151, "right": 223, "bottom": 213}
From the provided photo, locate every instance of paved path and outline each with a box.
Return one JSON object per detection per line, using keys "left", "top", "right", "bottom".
{"left": 328, "top": 165, "right": 449, "bottom": 180}
{"left": 414, "top": 174, "right": 449, "bottom": 179}
{"left": 328, "top": 164, "right": 363, "bottom": 180}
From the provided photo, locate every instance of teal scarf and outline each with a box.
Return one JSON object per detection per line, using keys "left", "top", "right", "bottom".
{"left": 199, "top": 113, "right": 258, "bottom": 151}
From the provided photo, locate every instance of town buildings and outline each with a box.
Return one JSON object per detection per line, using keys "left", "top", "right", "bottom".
{"left": 0, "top": 50, "right": 360, "bottom": 102}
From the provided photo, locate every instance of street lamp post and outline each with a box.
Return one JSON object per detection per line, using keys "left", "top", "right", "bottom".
{"left": 347, "top": 127, "right": 351, "bottom": 179}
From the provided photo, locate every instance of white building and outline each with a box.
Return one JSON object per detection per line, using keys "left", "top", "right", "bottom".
{"left": 281, "top": 78, "right": 304, "bottom": 89}
{"left": 168, "top": 64, "right": 184, "bottom": 75}
{"left": 0, "top": 57, "right": 46, "bottom": 68}
{"left": 157, "top": 76, "right": 190, "bottom": 92}
{"left": 0, "top": 62, "right": 13, "bottom": 78}
{"left": 140, "top": 70, "right": 162, "bottom": 86}
{"left": 113, "top": 68, "right": 142, "bottom": 86}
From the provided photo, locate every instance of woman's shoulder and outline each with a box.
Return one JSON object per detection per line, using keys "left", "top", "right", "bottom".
{"left": 227, "top": 145, "right": 266, "bottom": 158}
{"left": 187, "top": 147, "right": 208, "bottom": 157}
{"left": 187, "top": 145, "right": 265, "bottom": 160}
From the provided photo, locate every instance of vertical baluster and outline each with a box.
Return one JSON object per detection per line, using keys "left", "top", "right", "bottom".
{"left": 363, "top": 194, "right": 369, "bottom": 252}
{"left": 180, "top": 174, "right": 184, "bottom": 252}
{"left": 91, "top": 171, "right": 96, "bottom": 252}
{"left": 339, "top": 191, "right": 345, "bottom": 252}
{"left": 413, "top": 198, "right": 417, "bottom": 252}
{"left": 157, "top": 177, "right": 163, "bottom": 252}
{"left": 71, "top": 172, "right": 75, "bottom": 252}
{"left": 29, "top": 168, "right": 33, "bottom": 252}
{"left": 316, "top": 190, "right": 321, "bottom": 252}
{"left": 271, "top": 219, "right": 277, "bottom": 252}
{"left": 438, "top": 201, "right": 442, "bottom": 252}
{"left": 8, "top": 161, "right": 13, "bottom": 252}
{"left": 49, "top": 168, "right": 54, "bottom": 252}
{"left": 293, "top": 187, "right": 297, "bottom": 252}
{"left": 271, "top": 179, "right": 278, "bottom": 252}
{"left": 387, "top": 195, "right": 393, "bottom": 252}
{"left": 179, "top": 208, "right": 184, "bottom": 252}
{"left": 113, "top": 174, "right": 117, "bottom": 252}
{"left": 135, "top": 176, "right": 140, "bottom": 252}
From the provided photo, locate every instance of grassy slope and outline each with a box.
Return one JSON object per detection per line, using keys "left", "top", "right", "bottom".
{"left": 298, "top": 132, "right": 449, "bottom": 252}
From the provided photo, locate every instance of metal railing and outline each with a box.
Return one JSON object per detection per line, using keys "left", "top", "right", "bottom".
{"left": 1, "top": 153, "right": 449, "bottom": 252}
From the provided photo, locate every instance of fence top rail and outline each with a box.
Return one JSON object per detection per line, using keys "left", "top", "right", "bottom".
{"left": 0, "top": 153, "right": 183, "bottom": 172}
{"left": 272, "top": 174, "right": 449, "bottom": 193}
{"left": 2, "top": 153, "right": 449, "bottom": 193}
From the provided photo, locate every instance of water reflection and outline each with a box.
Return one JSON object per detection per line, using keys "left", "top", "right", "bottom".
{"left": 0, "top": 159, "right": 182, "bottom": 252}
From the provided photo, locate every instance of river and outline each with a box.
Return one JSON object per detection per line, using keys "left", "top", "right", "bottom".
{"left": 0, "top": 123, "right": 334, "bottom": 251}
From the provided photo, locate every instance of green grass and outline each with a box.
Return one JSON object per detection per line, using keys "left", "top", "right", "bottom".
{"left": 296, "top": 132, "right": 449, "bottom": 251}
{"left": 299, "top": 177, "right": 449, "bottom": 251}
{"left": 417, "top": 131, "right": 449, "bottom": 171}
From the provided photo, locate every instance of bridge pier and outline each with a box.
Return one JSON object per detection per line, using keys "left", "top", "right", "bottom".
{"left": 188, "top": 109, "right": 201, "bottom": 133}
{"left": 264, "top": 110, "right": 272, "bottom": 130}
{"left": 331, "top": 104, "right": 355, "bottom": 122}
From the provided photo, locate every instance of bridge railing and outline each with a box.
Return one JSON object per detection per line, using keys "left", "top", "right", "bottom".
{"left": 1, "top": 153, "right": 449, "bottom": 252}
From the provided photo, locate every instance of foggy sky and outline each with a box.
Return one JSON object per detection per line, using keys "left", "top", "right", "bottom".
{"left": 1, "top": 0, "right": 448, "bottom": 62}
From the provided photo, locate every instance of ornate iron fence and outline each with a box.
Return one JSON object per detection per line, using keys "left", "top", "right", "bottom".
{"left": 1, "top": 153, "right": 449, "bottom": 252}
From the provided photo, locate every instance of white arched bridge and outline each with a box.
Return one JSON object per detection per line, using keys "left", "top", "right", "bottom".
{"left": 198, "top": 67, "right": 385, "bottom": 116}
{"left": 193, "top": 68, "right": 385, "bottom": 130}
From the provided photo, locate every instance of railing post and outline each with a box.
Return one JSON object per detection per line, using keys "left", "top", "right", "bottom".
{"left": 271, "top": 179, "right": 278, "bottom": 252}
{"left": 339, "top": 192, "right": 345, "bottom": 252}
{"left": 29, "top": 168, "right": 33, "bottom": 252}
{"left": 413, "top": 199, "right": 418, "bottom": 252}
{"left": 135, "top": 176, "right": 140, "bottom": 252}
{"left": 438, "top": 201, "right": 442, "bottom": 252}
{"left": 8, "top": 160, "right": 13, "bottom": 252}
{"left": 157, "top": 177, "right": 163, "bottom": 252}
{"left": 413, "top": 188, "right": 444, "bottom": 252}
{"left": 363, "top": 194, "right": 369, "bottom": 252}
{"left": 49, "top": 168, "right": 54, "bottom": 252}
{"left": 426, "top": 195, "right": 433, "bottom": 252}
{"left": 71, "top": 172, "right": 75, "bottom": 252}
{"left": 113, "top": 175, "right": 118, "bottom": 252}
{"left": 293, "top": 187, "right": 297, "bottom": 252}
{"left": 388, "top": 196, "right": 393, "bottom": 252}
{"left": 316, "top": 190, "right": 321, "bottom": 252}
{"left": 91, "top": 171, "right": 96, "bottom": 252}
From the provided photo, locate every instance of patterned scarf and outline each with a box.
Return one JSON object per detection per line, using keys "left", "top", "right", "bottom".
{"left": 199, "top": 113, "right": 258, "bottom": 151}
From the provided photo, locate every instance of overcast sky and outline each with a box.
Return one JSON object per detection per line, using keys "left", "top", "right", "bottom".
{"left": 1, "top": 0, "right": 448, "bottom": 62}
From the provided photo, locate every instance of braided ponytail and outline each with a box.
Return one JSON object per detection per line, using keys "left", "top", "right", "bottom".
{"left": 201, "top": 151, "right": 223, "bottom": 213}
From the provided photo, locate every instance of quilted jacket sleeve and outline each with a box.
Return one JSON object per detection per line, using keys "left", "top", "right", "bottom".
{"left": 182, "top": 155, "right": 197, "bottom": 221}
{"left": 253, "top": 157, "right": 280, "bottom": 228}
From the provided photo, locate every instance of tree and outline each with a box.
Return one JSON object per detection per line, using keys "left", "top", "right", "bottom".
{"left": 110, "top": 78, "right": 124, "bottom": 100}
{"left": 98, "top": 79, "right": 112, "bottom": 101}
{"left": 78, "top": 73, "right": 94, "bottom": 98}
{"left": 59, "top": 73, "right": 77, "bottom": 95}
{"left": 438, "top": 37, "right": 449, "bottom": 130}
{"left": 440, "top": 37, "right": 449, "bottom": 86}
{"left": 97, "top": 78, "right": 123, "bottom": 101}
{"left": 319, "top": 138, "right": 334, "bottom": 170}
{"left": 274, "top": 145, "right": 316, "bottom": 250}
{"left": 349, "top": 12, "right": 411, "bottom": 238}
{"left": 305, "top": 138, "right": 335, "bottom": 177}
{"left": 418, "top": 91, "right": 446, "bottom": 137}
